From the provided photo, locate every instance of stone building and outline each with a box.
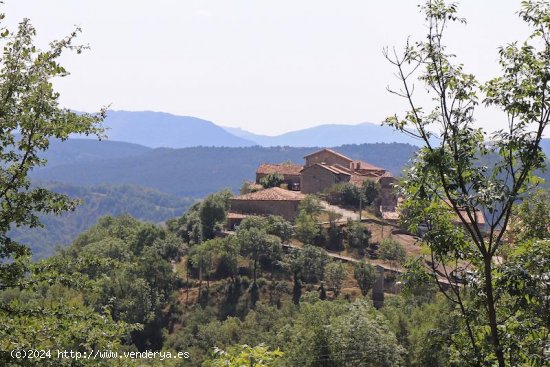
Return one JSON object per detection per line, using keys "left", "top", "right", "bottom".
{"left": 255, "top": 163, "right": 303, "bottom": 191}
{"left": 228, "top": 187, "right": 305, "bottom": 226}
{"left": 300, "top": 149, "right": 398, "bottom": 210}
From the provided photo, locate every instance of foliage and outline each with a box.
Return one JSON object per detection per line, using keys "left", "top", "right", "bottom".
{"left": 61, "top": 215, "right": 181, "bottom": 350}
{"left": 284, "top": 300, "right": 404, "bottom": 367}
{"left": 294, "top": 211, "right": 319, "bottom": 245}
{"left": 11, "top": 182, "right": 195, "bottom": 259}
{"left": 169, "top": 189, "right": 232, "bottom": 244}
{"left": 495, "top": 240, "right": 550, "bottom": 366}
{"left": 204, "top": 344, "right": 284, "bottom": 367}
{"left": 259, "top": 173, "right": 285, "bottom": 189}
{"left": 346, "top": 219, "right": 371, "bottom": 255}
{"left": 509, "top": 188, "right": 550, "bottom": 243}
{"left": 298, "top": 195, "right": 323, "bottom": 216}
{"left": 384, "top": 0, "right": 550, "bottom": 364}
{"left": 0, "top": 8, "right": 140, "bottom": 365}
{"left": 379, "top": 238, "right": 406, "bottom": 264}
{"left": 323, "top": 261, "right": 347, "bottom": 298}
{"left": 353, "top": 262, "right": 376, "bottom": 296}
{"left": 236, "top": 227, "right": 281, "bottom": 285}
{"left": 400, "top": 257, "right": 437, "bottom": 305}
{"left": 325, "top": 180, "right": 380, "bottom": 208}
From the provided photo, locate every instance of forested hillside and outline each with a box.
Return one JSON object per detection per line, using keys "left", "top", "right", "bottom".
{"left": 32, "top": 143, "right": 419, "bottom": 197}
{"left": 10, "top": 183, "right": 195, "bottom": 259}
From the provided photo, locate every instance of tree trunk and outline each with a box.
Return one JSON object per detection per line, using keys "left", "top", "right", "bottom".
{"left": 484, "top": 256, "right": 505, "bottom": 367}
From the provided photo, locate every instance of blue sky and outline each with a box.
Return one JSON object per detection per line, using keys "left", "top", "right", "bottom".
{"left": 4, "top": 1, "right": 530, "bottom": 135}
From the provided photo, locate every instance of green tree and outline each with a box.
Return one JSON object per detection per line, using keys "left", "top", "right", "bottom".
{"left": 259, "top": 173, "right": 285, "bottom": 189}
{"left": 384, "top": 1, "right": 550, "bottom": 364}
{"left": 361, "top": 179, "right": 380, "bottom": 206}
{"left": 379, "top": 238, "right": 406, "bottom": 268}
{"left": 200, "top": 189, "right": 232, "bottom": 240}
{"left": 346, "top": 219, "right": 371, "bottom": 256}
{"left": 324, "top": 261, "right": 347, "bottom": 298}
{"left": 354, "top": 262, "right": 376, "bottom": 296}
{"left": 509, "top": 188, "right": 550, "bottom": 242}
{"left": 0, "top": 9, "right": 138, "bottom": 365}
{"left": 204, "top": 344, "right": 283, "bottom": 367}
{"left": 294, "top": 211, "right": 319, "bottom": 245}
{"left": 236, "top": 227, "right": 281, "bottom": 285}
{"left": 299, "top": 195, "right": 323, "bottom": 216}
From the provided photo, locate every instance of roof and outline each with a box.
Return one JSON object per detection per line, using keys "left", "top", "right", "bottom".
{"left": 232, "top": 187, "right": 306, "bottom": 201}
{"left": 304, "top": 148, "right": 353, "bottom": 162}
{"left": 257, "top": 163, "right": 303, "bottom": 176}
{"left": 352, "top": 160, "right": 385, "bottom": 171}
{"left": 302, "top": 163, "right": 352, "bottom": 176}
{"left": 227, "top": 212, "right": 248, "bottom": 219}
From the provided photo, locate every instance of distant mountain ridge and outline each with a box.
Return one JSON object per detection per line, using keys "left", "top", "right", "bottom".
{"left": 75, "top": 110, "right": 423, "bottom": 148}
{"left": 223, "top": 122, "right": 423, "bottom": 147}
{"left": 83, "top": 110, "right": 257, "bottom": 148}
{"left": 32, "top": 141, "right": 419, "bottom": 197}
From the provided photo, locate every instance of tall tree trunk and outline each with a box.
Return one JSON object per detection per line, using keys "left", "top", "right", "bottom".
{"left": 484, "top": 256, "right": 505, "bottom": 367}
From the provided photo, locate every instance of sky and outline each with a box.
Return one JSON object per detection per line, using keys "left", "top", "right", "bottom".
{"left": 3, "top": 1, "right": 531, "bottom": 136}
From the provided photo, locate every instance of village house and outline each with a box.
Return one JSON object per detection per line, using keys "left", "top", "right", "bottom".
{"left": 227, "top": 187, "right": 305, "bottom": 228}
{"left": 299, "top": 149, "right": 397, "bottom": 209}
{"left": 255, "top": 163, "right": 302, "bottom": 191}
{"left": 228, "top": 148, "right": 398, "bottom": 228}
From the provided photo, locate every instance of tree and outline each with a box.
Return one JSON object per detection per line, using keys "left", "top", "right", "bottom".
{"left": 236, "top": 227, "right": 281, "bottom": 285}
{"left": 0, "top": 14, "right": 105, "bottom": 294}
{"left": 384, "top": 1, "right": 550, "bottom": 365}
{"left": 299, "top": 195, "right": 323, "bottom": 216}
{"left": 361, "top": 179, "right": 380, "bottom": 206}
{"left": 294, "top": 211, "right": 319, "bottom": 244}
{"left": 259, "top": 173, "right": 285, "bottom": 189}
{"left": 265, "top": 215, "right": 293, "bottom": 243}
{"left": 346, "top": 219, "right": 371, "bottom": 256}
{"left": 0, "top": 10, "right": 137, "bottom": 365}
{"left": 299, "top": 245, "right": 329, "bottom": 283}
{"left": 354, "top": 262, "right": 377, "bottom": 296}
{"left": 204, "top": 344, "right": 283, "bottom": 367}
{"left": 379, "top": 238, "right": 406, "bottom": 267}
{"left": 324, "top": 261, "right": 347, "bottom": 298}
{"left": 509, "top": 188, "right": 550, "bottom": 243}
{"left": 200, "top": 189, "right": 232, "bottom": 240}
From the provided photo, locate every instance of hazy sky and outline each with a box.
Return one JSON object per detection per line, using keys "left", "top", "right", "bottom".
{"left": 4, "top": 1, "right": 531, "bottom": 135}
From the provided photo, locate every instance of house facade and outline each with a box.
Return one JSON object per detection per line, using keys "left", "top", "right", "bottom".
{"left": 228, "top": 187, "right": 305, "bottom": 225}
{"left": 299, "top": 149, "right": 397, "bottom": 209}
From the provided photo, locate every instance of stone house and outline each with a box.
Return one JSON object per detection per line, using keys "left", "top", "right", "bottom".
{"left": 300, "top": 149, "right": 398, "bottom": 209}
{"left": 255, "top": 163, "right": 303, "bottom": 191}
{"left": 228, "top": 187, "right": 305, "bottom": 228}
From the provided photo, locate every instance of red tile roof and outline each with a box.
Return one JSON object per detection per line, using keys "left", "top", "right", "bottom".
{"left": 232, "top": 187, "right": 306, "bottom": 201}
{"left": 257, "top": 163, "right": 303, "bottom": 176}
{"left": 227, "top": 212, "right": 248, "bottom": 219}
{"left": 304, "top": 148, "right": 353, "bottom": 162}
{"left": 352, "top": 160, "right": 385, "bottom": 171}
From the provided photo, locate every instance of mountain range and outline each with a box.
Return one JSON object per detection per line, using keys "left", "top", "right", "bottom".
{"left": 81, "top": 110, "right": 422, "bottom": 148}
{"left": 32, "top": 141, "right": 419, "bottom": 197}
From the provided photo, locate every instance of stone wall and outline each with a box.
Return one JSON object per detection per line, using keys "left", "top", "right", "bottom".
{"left": 230, "top": 199, "right": 301, "bottom": 220}
{"left": 305, "top": 151, "right": 351, "bottom": 168}
{"left": 301, "top": 165, "right": 345, "bottom": 194}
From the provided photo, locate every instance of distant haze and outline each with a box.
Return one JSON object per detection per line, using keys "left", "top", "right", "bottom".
{"left": 5, "top": 1, "right": 531, "bottom": 135}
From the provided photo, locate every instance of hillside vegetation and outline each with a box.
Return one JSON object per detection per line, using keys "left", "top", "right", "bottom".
{"left": 32, "top": 143, "right": 419, "bottom": 197}
{"left": 10, "top": 183, "right": 195, "bottom": 259}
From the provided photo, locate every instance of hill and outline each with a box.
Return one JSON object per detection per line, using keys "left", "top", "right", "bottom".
{"left": 31, "top": 143, "right": 419, "bottom": 197}
{"left": 10, "top": 183, "right": 196, "bottom": 259}
{"left": 41, "top": 138, "right": 151, "bottom": 167}
{"left": 224, "top": 122, "right": 423, "bottom": 147}
{"left": 78, "top": 110, "right": 256, "bottom": 148}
